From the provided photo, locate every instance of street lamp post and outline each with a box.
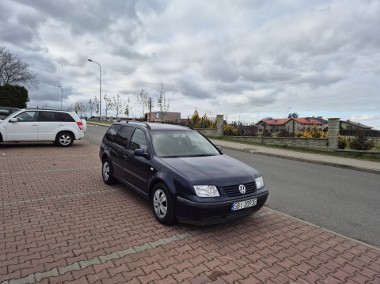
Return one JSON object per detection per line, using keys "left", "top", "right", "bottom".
{"left": 87, "top": 59, "right": 102, "bottom": 120}
{"left": 57, "top": 85, "right": 63, "bottom": 110}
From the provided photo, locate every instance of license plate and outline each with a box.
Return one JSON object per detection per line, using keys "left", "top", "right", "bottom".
{"left": 231, "top": 198, "right": 257, "bottom": 211}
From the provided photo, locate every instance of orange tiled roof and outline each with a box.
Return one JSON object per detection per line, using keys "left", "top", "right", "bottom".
{"left": 293, "top": 118, "right": 323, "bottom": 125}
{"left": 260, "top": 118, "right": 291, "bottom": 125}
{"left": 258, "top": 117, "right": 324, "bottom": 126}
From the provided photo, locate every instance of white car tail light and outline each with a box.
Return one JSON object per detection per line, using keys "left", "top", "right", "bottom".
{"left": 76, "top": 121, "right": 84, "bottom": 131}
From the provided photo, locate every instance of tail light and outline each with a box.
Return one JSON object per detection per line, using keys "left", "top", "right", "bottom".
{"left": 76, "top": 121, "right": 84, "bottom": 131}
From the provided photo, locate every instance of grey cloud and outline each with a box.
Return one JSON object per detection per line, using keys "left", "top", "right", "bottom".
{"left": 1, "top": 0, "right": 379, "bottom": 128}
{"left": 202, "top": 58, "right": 241, "bottom": 83}
{"left": 177, "top": 78, "right": 212, "bottom": 99}
{"left": 14, "top": 0, "right": 139, "bottom": 35}
{"left": 0, "top": 4, "right": 43, "bottom": 47}
{"left": 294, "top": 71, "right": 344, "bottom": 89}
{"left": 111, "top": 46, "right": 148, "bottom": 61}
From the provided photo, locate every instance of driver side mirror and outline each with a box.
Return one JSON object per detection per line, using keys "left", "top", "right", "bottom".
{"left": 216, "top": 145, "right": 223, "bottom": 153}
{"left": 134, "top": 148, "right": 150, "bottom": 159}
{"left": 9, "top": 118, "right": 18, "bottom": 123}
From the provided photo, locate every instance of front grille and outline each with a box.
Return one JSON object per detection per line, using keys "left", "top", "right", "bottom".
{"left": 223, "top": 181, "right": 257, "bottom": 197}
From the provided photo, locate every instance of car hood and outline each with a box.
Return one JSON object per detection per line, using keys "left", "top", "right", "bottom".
{"left": 161, "top": 154, "right": 260, "bottom": 186}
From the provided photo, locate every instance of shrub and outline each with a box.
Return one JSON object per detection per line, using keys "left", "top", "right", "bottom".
{"left": 277, "top": 129, "right": 293, "bottom": 137}
{"left": 348, "top": 131, "right": 375, "bottom": 150}
{"left": 223, "top": 124, "right": 239, "bottom": 136}
{"left": 0, "top": 84, "right": 29, "bottom": 108}
{"left": 338, "top": 135, "right": 347, "bottom": 149}
{"left": 297, "top": 126, "right": 327, "bottom": 139}
{"left": 189, "top": 110, "right": 216, "bottom": 128}
{"left": 261, "top": 129, "right": 272, "bottom": 137}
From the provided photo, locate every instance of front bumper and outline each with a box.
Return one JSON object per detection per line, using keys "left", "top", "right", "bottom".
{"left": 175, "top": 188, "right": 269, "bottom": 225}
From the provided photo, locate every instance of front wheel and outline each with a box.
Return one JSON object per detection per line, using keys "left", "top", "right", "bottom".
{"left": 55, "top": 132, "right": 74, "bottom": 147}
{"left": 152, "top": 183, "right": 175, "bottom": 225}
{"left": 102, "top": 159, "right": 117, "bottom": 185}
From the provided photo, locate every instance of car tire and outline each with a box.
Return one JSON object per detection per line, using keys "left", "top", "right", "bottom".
{"left": 102, "top": 158, "right": 117, "bottom": 185}
{"left": 55, "top": 132, "right": 74, "bottom": 147}
{"left": 152, "top": 183, "right": 175, "bottom": 225}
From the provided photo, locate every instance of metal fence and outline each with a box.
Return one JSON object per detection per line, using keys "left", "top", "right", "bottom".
{"left": 339, "top": 129, "right": 380, "bottom": 151}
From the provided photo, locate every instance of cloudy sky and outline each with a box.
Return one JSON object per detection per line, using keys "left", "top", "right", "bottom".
{"left": 1, "top": 0, "right": 379, "bottom": 128}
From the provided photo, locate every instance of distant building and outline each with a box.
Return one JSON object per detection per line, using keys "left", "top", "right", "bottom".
{"left": 146, "top": 112, "right": 181, "bottom": 123}
{"left": 340, "top": 120, "right": 373, "bottom": 130}
{"left": 256, "top": 117, "right": 327, "bottom": 134}
{"left": 256, "top": 118, "right": 290, "bottom": 133}
{"left": 306, "top": 116, "right": 328, "bottom": 125}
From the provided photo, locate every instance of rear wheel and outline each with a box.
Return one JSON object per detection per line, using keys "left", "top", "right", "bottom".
{"left": 102, "top": 159, "right": 116, "bottom": 185}
{"left": 152, "top": 183, "right": 175, "bottom": 225}
{"left": 55, "top": 132, "right": 74, "bottom": 147}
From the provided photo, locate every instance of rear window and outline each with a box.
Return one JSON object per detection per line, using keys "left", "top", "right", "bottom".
{"left": 56, "top": 112, "right": 75, "bottom": 122}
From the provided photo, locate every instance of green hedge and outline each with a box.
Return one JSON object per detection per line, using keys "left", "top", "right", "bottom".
{"left": 0, "top": 84, "right": 29, "bottom": 108}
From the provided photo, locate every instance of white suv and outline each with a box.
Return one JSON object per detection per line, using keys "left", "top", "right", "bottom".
{"left": 0, "top": 109, "right": 86, "bottom": 147}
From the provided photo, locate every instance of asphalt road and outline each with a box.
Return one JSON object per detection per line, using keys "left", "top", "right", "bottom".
{"left": 85, "top": 125, "right": 380, "bottom": 247}
{"left": 221, "top": 148, "right": 380, "bottom": 248}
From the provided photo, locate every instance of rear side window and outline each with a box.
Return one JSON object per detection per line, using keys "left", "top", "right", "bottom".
{"left": 38, "top": 111, "right": 55, "bottom": 121}
{"left": 38, "top": 111, "right": 75, "bottom": 122}
{"left": 115, "top": 125, "right": 134, "bottom": 147}
{"left": 105, "top": 124, "right": 122, "bottom": 142}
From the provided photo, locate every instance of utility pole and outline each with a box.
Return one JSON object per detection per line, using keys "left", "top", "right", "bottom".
{"left": 149, "top": 97, "right": 152, "bottom": 122}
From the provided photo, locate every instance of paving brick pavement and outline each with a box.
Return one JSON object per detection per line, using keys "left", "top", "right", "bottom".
{"left": 1, "top": 141, "right": 379, "bottom": 283}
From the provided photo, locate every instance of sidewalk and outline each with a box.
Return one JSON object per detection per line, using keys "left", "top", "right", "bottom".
{"left": 1, "top": 142, "right": 379, "bottom": 283}
{"left": 210, "top": 139, "right": 380, "bottom": 175}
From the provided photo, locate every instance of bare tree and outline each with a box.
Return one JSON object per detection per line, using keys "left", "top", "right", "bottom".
{"left": 104, "top": 94, "right": 114, "bottom": 120}
{"left": 74, "top": 102, "right": 88, "bottom": 118}
{"left": 124, "top": 96, "right": 131, "bottom": 117}
{"left": 113, "top": 94, "right": 123, "bottom": 119}
{"left": 0, "top": 46, "right": 39, "bottom": 88}
{"left": 94, "top": 96, "right": 100, "bottom": 118}
{"left": 137, "top": 89, "right": 151, "bottom": 119}
{"left": 88, "top": 98, "right": 96, "bottom": 118}
{"left": 157, "top": 83, "right": 170, "bottom": 112}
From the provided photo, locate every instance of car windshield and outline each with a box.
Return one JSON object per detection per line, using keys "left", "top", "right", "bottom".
{"left": 0, "top": 107, "right": 20, "bottom": 120}
{"left": 151, "top": 130, "right": 220, "bottom": 158}
{"left": 0, "top": 111, "right": 11, "bottom": 120}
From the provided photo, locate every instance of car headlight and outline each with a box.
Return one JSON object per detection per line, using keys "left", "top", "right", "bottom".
{"left": 194, "top": 185, "right": 220, "bottom": 197}
{"left": 255, "top": 176, "right": 265, "bottom": 189}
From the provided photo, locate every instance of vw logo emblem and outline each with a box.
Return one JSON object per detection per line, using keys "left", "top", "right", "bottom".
{"left": 239, "top": 184, "right": 246, "bottom": 194}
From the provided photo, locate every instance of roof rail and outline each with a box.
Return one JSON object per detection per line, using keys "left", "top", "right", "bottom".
{"left": 125, "top": 120, "right": 151, "bottom": 130}
{"left": 143, "top": 122, "right": 151, "bottom": 130}
{"left": 153, "top": 120, "right": 193, "bottom": 129}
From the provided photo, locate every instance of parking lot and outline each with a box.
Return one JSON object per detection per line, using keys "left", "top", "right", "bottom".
{"left": 1, "top": 141, "right": 379, "bottom": 283}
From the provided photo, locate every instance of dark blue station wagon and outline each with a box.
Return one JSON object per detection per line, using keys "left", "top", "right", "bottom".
{"left": 99, "top": 122, "right": 269, "bottom": 225}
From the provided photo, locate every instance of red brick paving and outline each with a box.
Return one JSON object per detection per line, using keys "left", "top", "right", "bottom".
{"left": 0, "top": 141, "right": 379, "bottom": 283}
